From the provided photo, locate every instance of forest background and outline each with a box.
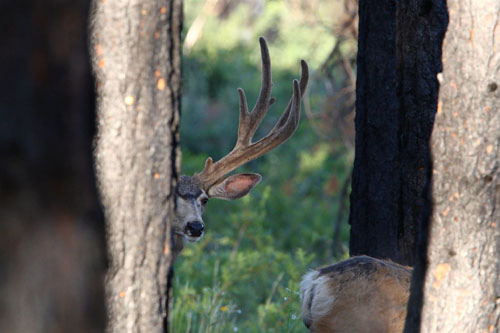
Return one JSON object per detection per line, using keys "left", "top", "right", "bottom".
{"left": 172, "top": 0, "right": 357, "bottom": 331}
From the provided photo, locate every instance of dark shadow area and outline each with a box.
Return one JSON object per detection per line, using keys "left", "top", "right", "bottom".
{"left": 0, "top": 1, "right": 106, "bottom": 331}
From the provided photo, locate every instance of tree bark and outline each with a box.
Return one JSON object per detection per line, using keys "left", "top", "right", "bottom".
{"left": 415, "top": 1, "right": 500, "bottom": 331}
{"left": 349, "top": 0, "right": 446, "bottom": 266}
{"left": 350, "top": 0, "right": 400, "bottom": 262}
{"left": 90, "top": 0, "right": 182, "bottom": 331}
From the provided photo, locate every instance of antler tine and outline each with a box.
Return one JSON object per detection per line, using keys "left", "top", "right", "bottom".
{"left": 236, "top": 37, "right": 273, "bottom": 147}
{"left": 251, "top": 79, "right": 302, "bottom": 154}
{"left": 272, "top": 60, "right": 309, "bottom": 132}
{"left": 195, "top": 38, "right": 309, "bottom": 191}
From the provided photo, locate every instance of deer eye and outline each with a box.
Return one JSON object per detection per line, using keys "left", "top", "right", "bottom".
{"left": 200, "top": 198, "right": 208, "bottom": 206}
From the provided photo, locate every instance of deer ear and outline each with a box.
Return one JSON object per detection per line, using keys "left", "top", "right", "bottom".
{"left": 207, "top": 173, "right": 262, "bottom": 200}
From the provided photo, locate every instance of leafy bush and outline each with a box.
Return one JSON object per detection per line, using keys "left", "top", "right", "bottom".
{"left": 171, "top": 191, "right": 316, "bottom": 332}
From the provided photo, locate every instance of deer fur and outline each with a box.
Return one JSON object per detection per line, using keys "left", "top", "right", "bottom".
{"left": 300, "top": 256, "right": 412, "bottom": 333}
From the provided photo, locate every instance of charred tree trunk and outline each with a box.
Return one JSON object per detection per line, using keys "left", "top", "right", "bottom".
{"left": 349, "top": 0, "right": 447, "bottom": 266}
{"left": 0, "top": 1, "right": 106, "bottom": 332}
{"left": 408, "top": 1, "right": 500, "bottom": 331}
{"left": 349, "top": 1, "right": 400, "bottom": 262}
{"left": 90, "top": 0, "right": 182, "bottom": 331}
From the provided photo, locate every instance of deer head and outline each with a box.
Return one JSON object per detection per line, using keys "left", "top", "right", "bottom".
{"left": 172, "top": 38, "right": 309, "bottom": 257}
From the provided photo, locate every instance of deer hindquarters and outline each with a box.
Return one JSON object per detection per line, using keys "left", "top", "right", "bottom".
{"left": 300, "top": 256, "right": 412, "bottom": 333}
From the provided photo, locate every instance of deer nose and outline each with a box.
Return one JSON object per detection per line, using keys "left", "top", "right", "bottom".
{"left": 186, "top": 221, "right": 204, "bottom": 237}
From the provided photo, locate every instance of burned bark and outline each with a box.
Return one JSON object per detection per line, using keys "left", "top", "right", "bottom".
{"left": 349, "top": 0, "right": 447, "bottom": 266}
{"left": 349, "top": 0, "right": 401, "bottom": 262}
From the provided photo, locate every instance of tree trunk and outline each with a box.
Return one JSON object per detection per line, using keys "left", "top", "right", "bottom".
{"left": 0, "top": 1, "right": 106, "bottom": 331}
{"left": 414, "top": 1, "right": 500, "bottom": 331}
{"left": 90, "top": 0, "right": 182, "bottom": 331}
{"left": 349, "top": 0, "right": 446, "bottom": 266}
{"left": 349, "top": 0, "right": 400, "bottom": 262}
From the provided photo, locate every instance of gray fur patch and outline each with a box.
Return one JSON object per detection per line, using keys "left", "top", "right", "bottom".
{"left": 177, "top": 176, "right": 203, "bottom": 199}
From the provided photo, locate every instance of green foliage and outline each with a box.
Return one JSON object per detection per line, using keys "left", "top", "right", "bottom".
{"left": 173, "top": 0, "right": 355, "bottom": 331}
{"left": 171, "top": 193, "right": 316, "bottom": 332}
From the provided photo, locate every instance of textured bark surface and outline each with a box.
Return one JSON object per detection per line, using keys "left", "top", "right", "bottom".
{"left": 349, "top": 0, "right": 446, "bottom": 266}
{"left": 417, "top": 0, "right": 500, "bottom": 331}
{"left": 0, "top": 1, "right": 106, "bottom": 331}
{"left": 350, "top": 0, "right": 400, "bottom": 262}
{"left": 90, "top": 0, "right": 182, "bottom": 331}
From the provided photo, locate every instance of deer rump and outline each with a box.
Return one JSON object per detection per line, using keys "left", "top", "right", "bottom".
{"left": 300, "top": 256, "right": 412, "bottom": 333}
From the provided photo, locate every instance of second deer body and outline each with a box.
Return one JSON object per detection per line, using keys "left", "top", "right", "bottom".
{"left": 300, "top": 256, "right": 412, "bottom": 333}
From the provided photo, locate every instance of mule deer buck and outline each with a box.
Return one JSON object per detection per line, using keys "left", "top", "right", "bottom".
{"left": 172, "top": 37, "right": 309, "bottom": 257}
{"left": 300, "top": 256, "right": 412, "bottom": 333}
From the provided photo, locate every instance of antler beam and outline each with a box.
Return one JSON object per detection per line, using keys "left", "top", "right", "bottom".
{"left": 195, "top": 37, "right": 309, "bottom": 191}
